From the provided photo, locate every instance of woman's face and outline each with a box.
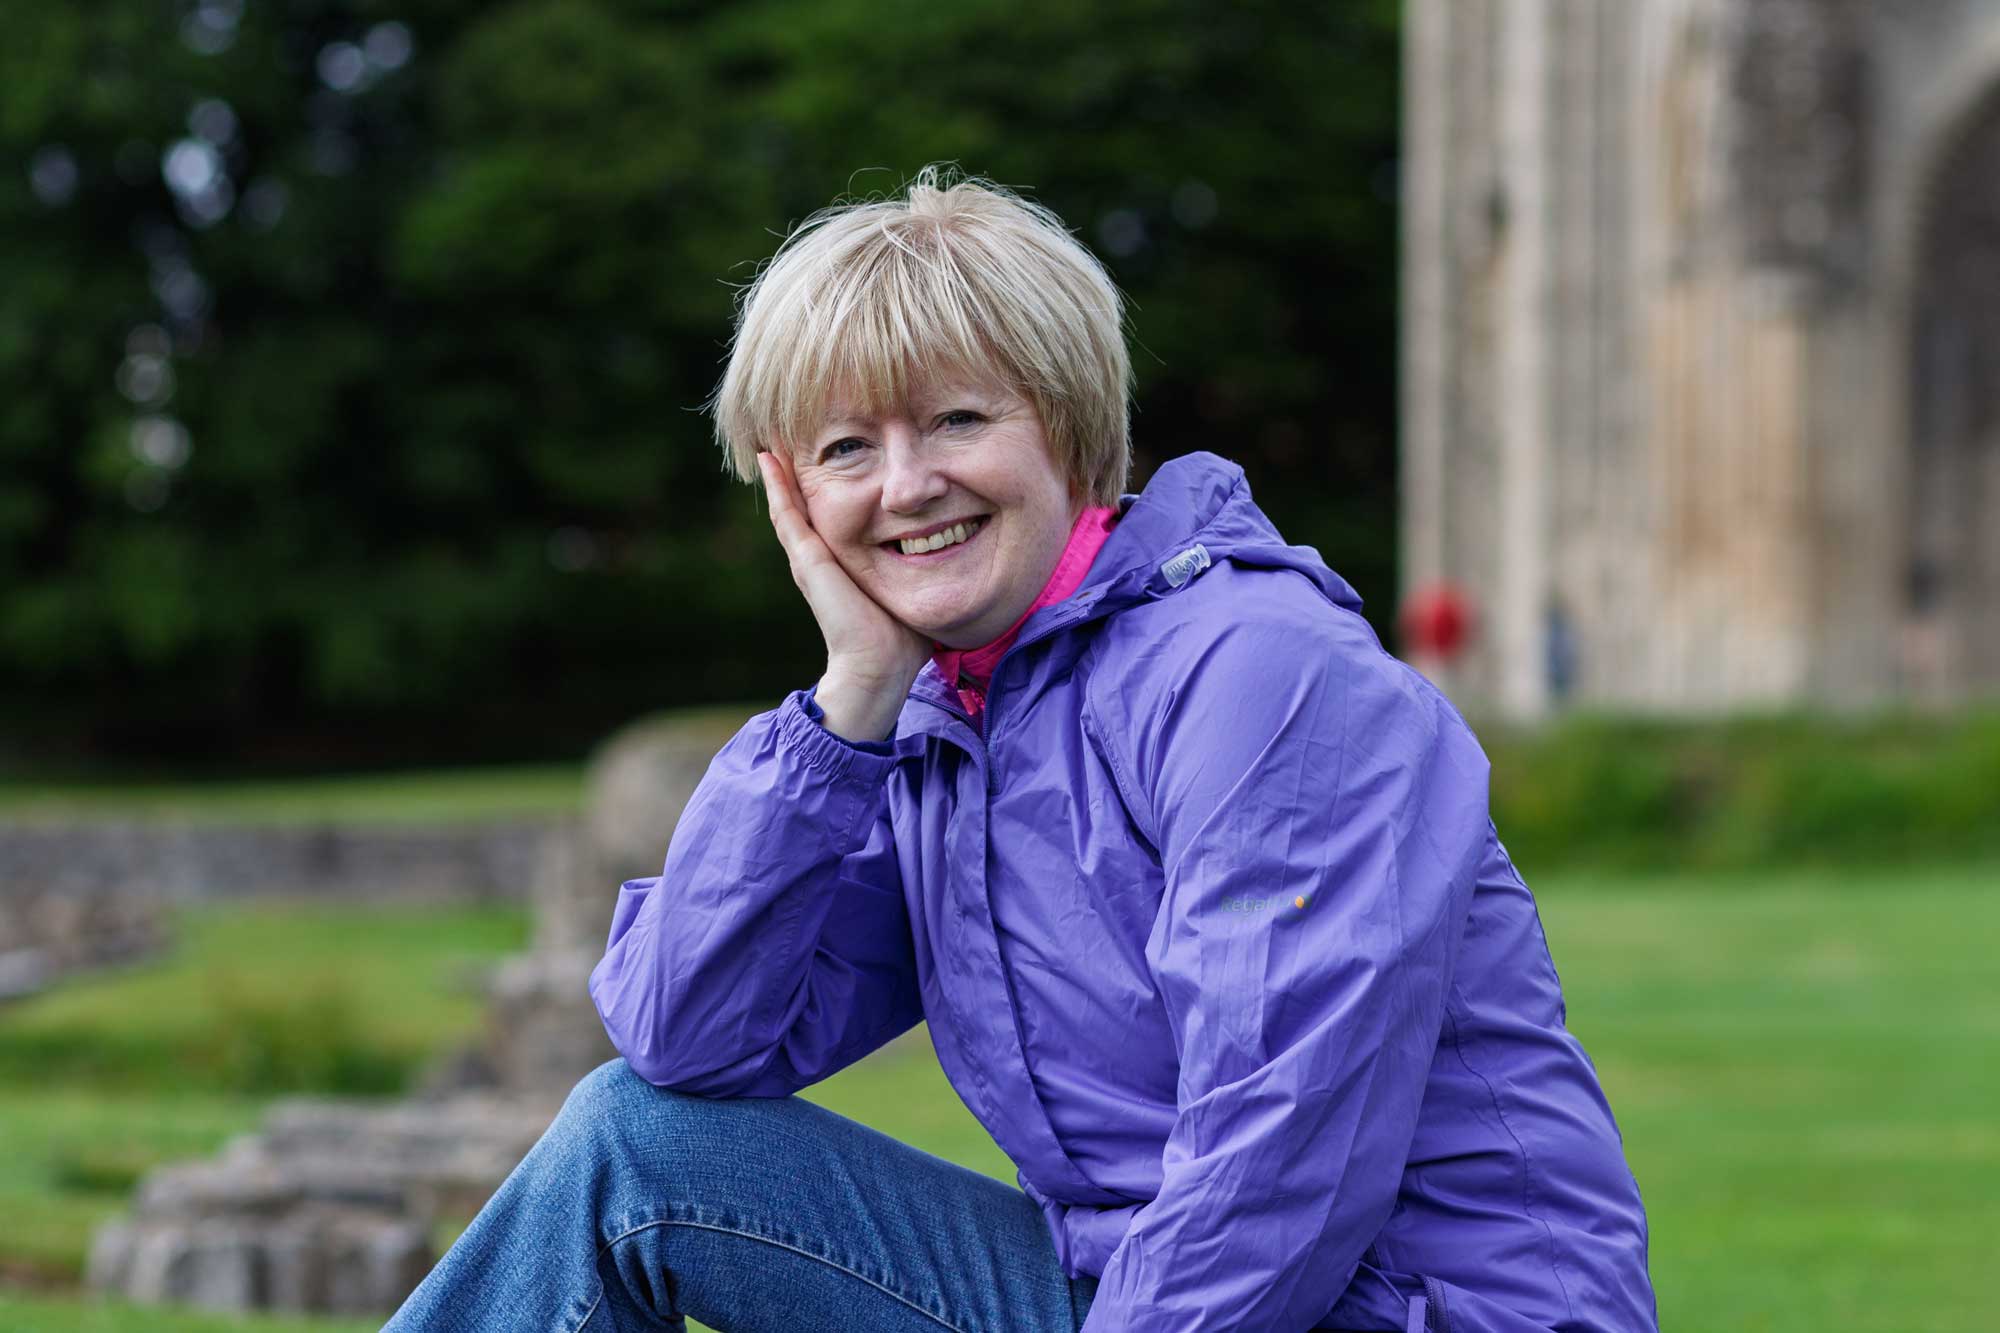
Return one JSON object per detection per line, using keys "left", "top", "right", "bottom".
{"left": 788, "top": 375, "right": 1083, "bottom": 650}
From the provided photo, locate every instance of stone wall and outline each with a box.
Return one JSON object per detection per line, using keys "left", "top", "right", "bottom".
{"left": 83, "top": 700, "right": 784, "bottom": 1319}
{"left": 0, "top": 878, "right": 165, "bottom": 1001}
{"left": 86, "top": 1093, "right": 561, "bottom": 1317}
{"left": 0, "top": 817, "right": 557, "bottom": 906}
{"left": 0, "top": 817, "right": 556, "bottom": 1000}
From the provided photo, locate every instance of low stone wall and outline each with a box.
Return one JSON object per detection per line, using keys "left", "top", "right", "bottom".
{"left": 0, "top": 818, "right": 562, "bottom": 906}
{"left": 0, "top": 817, "right": 564, "bottom": 1001}
{"left": 76, "top": 705, "right": 777, "bottom": 1317}
{"left": 0, "top": 882, "right": 165, "bottom": 1001}
{"left": 87, "top": 1092, "right": 564, "bottom": 1316}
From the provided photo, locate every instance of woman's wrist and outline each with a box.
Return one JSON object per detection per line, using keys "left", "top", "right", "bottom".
{"left": 813, "top": 671, "right": 905, "bottom": 744}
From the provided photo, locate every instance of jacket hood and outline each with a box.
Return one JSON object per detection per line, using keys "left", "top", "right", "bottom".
{"left": 908, "top": 450, "right": 1363, "bottom": 718}
{"left": 1081, "top": 449, "right": 1365, "bottom": 617}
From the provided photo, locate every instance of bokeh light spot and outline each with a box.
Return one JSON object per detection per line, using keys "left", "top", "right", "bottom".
{"left": 130, "top": 416, "right": 193, "bottom": 470}
{"left": 364, "top": 22, "right": 414, "bottom": 72}
{"left": 188, "top": 98, "right": 240, "bottom": 147}
{"left": 29, "top": 145, "right": 79, "bottom": 206}
{"left": 317, "top": 42, "right": 367, "bottom": 92}
{"left": 1171, "top": 179, "right": 1218, "bottom": 229}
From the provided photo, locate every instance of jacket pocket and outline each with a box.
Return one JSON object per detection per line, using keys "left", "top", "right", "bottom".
{"left": 1408, "top": 1274, "right": 1562, "bottom": 1333}
{"left": 1322, "top": 1263, "right": 1556, "bottom": 1333}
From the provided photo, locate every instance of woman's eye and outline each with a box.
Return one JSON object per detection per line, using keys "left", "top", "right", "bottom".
{"left": 819, "top": 438, "right": 865, "bottom": 462}
{"left": 938, "top": 410, "right": 982, "bottom": 429}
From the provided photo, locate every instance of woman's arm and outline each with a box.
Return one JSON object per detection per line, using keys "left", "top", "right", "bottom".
{"left": 1080, "top": 598, "right": 1490, "bottom": 1332}
{"left": 587, "top": 446, "right": 930, "bottom": 1096}
{"left": 586, "top": 684, "right": 921, "bottom": 1097}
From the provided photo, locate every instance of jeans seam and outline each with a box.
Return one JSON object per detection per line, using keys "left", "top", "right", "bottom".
{"left": 577, "top": 1216, "right": 967, "bottom": 1333}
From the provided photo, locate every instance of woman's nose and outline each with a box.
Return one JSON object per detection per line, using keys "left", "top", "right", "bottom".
{"left": 878, "top": 431, "right": 950, "bottom": 513}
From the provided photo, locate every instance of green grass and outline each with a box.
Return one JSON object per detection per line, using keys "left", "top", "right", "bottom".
{"left": 0, "top": 901, "right": 528, "bottom": 1293}
{"left": 1482, "top": 703, "right": 2000, "bottom": 871}
{"left": 1529, "top": 860, "right": 2000, "bottom": 1332}
{"left": 0, "top": 1293, "right": 383, "bottom": 1332}
{"left": 0, "top": 905, "right": 526, "bottom": 1095}
{"left": 0, "top": 763, "right": 584, "bottom": 824}
{"left": 3, "top": 865, "right": 1997, "bottom": 1330}
{"left": 0, "top": 1092, "right": 283, "bottom": 1287}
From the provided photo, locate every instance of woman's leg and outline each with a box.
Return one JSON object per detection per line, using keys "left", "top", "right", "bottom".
{"left": 380, "top": 1056, "right": 1100, "bottom": 1333}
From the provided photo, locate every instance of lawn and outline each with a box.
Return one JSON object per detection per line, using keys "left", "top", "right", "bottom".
{"left": 0, "top": 902, "right": 529, "bottom": 1300}
{"left": 0, "top": 763, "right": 584, "bottom": 825}
{"left": 1534, "top": 861, "right": 1999, "bottom": 1331}
{"left": 2, "top": 863, "right": 1995, "bottom": 1331}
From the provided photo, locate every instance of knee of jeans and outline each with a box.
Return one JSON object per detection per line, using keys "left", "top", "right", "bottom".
{"left": 556, "top": 1056, "right": 737, "bottom": 1139}
{"left": 566, "top": 1055, "right": 645, "bottom": 1109}
{"left": 544, "top": 1056, "right": 755, "bottom": 1194}
{"left": 565, "top": 1055, "right": 684, "bottom": 1120}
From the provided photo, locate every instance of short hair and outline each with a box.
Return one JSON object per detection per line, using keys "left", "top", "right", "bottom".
{"left": 706, "top": 165, "right": 1134, "bottom": 507}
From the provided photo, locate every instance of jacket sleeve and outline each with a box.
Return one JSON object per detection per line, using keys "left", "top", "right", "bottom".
{"left": 1080, "top": 613, "right": 1491, "bottom": 1332}
{"left": 586, "top": 685, "right": 922, "bottom": 1097}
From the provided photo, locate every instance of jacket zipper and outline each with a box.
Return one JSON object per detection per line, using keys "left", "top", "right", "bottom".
{"left": 1420, "top": 1275, "right": 1451, "bottom": 1333}
{"left": 923, "top": 595, "right": 1106, "bottom": 760}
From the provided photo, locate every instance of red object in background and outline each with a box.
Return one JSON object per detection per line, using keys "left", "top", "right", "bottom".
{"left": 1400, "top": 579, "right": 1474, "bottom": 662}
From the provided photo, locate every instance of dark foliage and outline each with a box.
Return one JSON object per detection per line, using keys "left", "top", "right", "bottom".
{"left": 0, "top": 0, "right": 1401, "bottom": 766}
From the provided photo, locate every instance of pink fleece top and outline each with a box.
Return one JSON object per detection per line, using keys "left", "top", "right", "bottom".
{"left": 930, "top": 504, "right": 1121, "bottom": 727}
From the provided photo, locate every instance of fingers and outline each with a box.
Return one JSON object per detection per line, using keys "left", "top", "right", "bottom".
{"left": 755, "top": 449, "right": 925, "bottom": 684}
{"left": 756, "top": 449, "right": 832, "bottom": 584}
{"left": 756, "top": 449, "right": 807, "bottom": 550}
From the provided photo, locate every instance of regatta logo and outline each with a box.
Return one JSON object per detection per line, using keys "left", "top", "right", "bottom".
{"left": 1222, "top": 894, "right": 1311, "bottom": 913}
{"left": 1159, "top": 543, "right": 1212, "bottom": 588}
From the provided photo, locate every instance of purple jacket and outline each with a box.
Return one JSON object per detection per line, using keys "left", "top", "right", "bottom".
{"left": 589, "top": 451, "right": 1658, "bottom": 1332}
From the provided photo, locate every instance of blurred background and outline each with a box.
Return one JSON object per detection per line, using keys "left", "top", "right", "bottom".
{"left": 1, "top": 1, "right": 1994, "bottom": 1331}
{"left": 0, "top": 0, "right": 1402, "bottom": 771}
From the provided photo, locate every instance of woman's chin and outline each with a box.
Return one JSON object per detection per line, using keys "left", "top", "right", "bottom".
{"left": 910, "top": 621, "right": 980, "bottom": 652}
{"left": 888, "top": 594, "right": 991, "bottom": 647}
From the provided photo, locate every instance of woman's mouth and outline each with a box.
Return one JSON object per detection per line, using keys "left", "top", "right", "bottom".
{"left": 884, "top": 515, "right": 989, "bottom": 561}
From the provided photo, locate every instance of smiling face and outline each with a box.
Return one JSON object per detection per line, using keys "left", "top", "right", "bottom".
{"left": 788, "top": 375, "right": 1084, "bottom": 650}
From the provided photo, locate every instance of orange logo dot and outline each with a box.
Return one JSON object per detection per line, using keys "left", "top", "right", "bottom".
{"left": 1294, "top": 895, "right": 1307, "bottom": 909}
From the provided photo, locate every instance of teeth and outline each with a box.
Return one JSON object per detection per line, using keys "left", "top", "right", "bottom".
{"left": 900, "top": 518, "right": 981, "bottom": 555}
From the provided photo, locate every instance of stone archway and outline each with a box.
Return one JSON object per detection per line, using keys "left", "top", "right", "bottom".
{"left": 1906, "top": 84, "right": 2000, "bottom": 698}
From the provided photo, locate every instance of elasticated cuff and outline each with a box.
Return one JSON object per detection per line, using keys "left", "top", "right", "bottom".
{"left": 775, "top": 686, "right": 901, "bottom": 784}
{"left": 802, "top": 681, "right": 899, "bottom": 755}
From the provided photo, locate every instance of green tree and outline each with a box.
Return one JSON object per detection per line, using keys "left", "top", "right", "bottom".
{"left": 0, "top": 0, "right": 1400, "bottom": 766}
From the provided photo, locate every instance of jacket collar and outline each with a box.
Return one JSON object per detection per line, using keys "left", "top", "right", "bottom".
{"left": 907, "top": 450, "right": 1365, "bottom": 719}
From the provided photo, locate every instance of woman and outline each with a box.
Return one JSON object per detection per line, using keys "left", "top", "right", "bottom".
{"left": 383, "top": 169, "right": 1657, "bottom": 1333}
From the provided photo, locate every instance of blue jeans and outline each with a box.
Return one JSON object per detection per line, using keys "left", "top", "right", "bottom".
{"left": 381, "top": 1057, "right": 1101, "bottom": 1332}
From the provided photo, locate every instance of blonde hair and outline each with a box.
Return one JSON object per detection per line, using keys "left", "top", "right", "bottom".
{"left": 706, "top": 165, "right": 1133, "bottom": 506}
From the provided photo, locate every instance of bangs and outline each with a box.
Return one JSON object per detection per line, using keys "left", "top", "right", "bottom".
{"left": 743, "top": 219, "right": 1026, "bottom": 457}
{"left": 708, "top": 167, "right": 1133, "bottom": 507}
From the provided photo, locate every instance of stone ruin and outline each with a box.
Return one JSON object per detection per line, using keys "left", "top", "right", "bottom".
{"left": 85, "top": 700, "right": 763, "bottom": 1317}
{"left": 0, "top": 814, "right": 552, "bottom": 1004}
{"left": 1404, "top": 0, "right": 2000, "bottom": 716}
{"left": 0, "top": 878, "right": 166, "bottom": 1003}
{"left": 80, "top": 1100, "right": 536, "bottom": 1315}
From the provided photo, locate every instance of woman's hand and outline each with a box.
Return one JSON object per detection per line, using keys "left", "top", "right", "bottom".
{"left": 757, "top": 448, "right": 931, "bottom": 743}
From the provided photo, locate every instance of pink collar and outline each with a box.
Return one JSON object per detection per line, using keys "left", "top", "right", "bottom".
{"left": 930, "top": 504, "right": 1120, "bottom": 719}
